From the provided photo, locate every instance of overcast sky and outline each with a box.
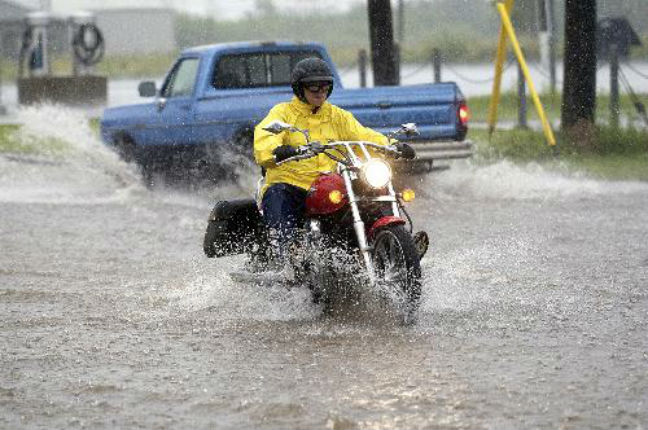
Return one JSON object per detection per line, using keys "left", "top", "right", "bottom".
{"left": 21, "top": 0, "right": 366, "bottom": 20}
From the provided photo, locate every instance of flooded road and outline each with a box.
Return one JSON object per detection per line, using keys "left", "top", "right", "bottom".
{"left": 1, "top": 108, "right": 647, "bottom": 429}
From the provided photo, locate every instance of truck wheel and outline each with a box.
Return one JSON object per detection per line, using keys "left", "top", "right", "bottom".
{"left": 114, "top": 136, "right": 158, "bottom": 187}
{"left": 233, "top": 127, "right": 254, "bottom": 161}
{"left": 371, "top": 224, "right": 422, "bottom": 324}
{"left": 114, "top": 135, "right": 136, "bottom": 163}
{"left": 231, "top": 128, "right": 257, "bottom": 172}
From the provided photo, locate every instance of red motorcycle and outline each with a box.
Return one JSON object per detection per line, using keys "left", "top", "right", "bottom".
{"left": 203, "top": 121, "right": 429, "bottom": 323}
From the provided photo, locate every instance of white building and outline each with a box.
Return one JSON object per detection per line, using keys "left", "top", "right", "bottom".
{"left": 0, "top": 0, "right": 176, "bottom": 57}
{"left": 0, "top": 0, "right": 33, "bottom": 58}
{"left": 92, "top": 8, "right": 176, "bottom": 55}
{"left": 47, "top": 1, "right": 176, "bottom": 55}
{"left": 47, "top": 0, "right": 364, "bottom": 20}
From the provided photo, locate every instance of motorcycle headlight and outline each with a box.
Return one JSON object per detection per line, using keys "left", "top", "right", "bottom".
{"left": 362, "top": 159, "right": 392, "bottom": 189}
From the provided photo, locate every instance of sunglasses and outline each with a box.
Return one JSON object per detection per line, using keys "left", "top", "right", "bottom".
{"left": 304, "top": 82, "right": 332, "bottom": 93}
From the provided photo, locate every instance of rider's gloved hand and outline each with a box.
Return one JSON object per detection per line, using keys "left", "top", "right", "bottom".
{"left": 395, "top": 142, "right": 416, "bottom": 160}
{"left": 273, "top": 145, "right": 299, "bottom": 162}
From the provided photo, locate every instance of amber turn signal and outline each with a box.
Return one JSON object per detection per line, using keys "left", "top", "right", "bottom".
{"left": 401, "top": 189, "right": 416, "bottom": 202}
{"left": 328, "top": 190, "right": 344, "bottom": 204}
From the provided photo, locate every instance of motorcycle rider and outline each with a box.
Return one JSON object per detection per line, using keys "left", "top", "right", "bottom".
{"left": 253, "top": 57, "right": 415, "bottom": 269}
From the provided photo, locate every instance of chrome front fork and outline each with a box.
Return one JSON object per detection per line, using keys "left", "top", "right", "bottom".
{"left": 341, "top": 168, "right": 376, "bottom": 284}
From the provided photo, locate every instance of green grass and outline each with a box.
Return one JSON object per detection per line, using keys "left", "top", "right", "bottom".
{"left": 0, "top": 124, "right": 69, "bottom": 155}
{"left": 561, "top": 153, "right": 648, "bottom": 181}
{"left": 467, "top": 92, "right": 648, "bottom": 125}
{"left": 467, "top": 92, "right": 560, "bottom": 123}
{"left": 469, "top": 126, "right": 648, "bottom": 181}
{"left": 89, "top": 118, "right": 100, "bottom": 133}
{"left": 0, "top": 52, "right": 179, "bottom": 81}
{"left": 0, "top": 125, "right": 20, "bottom": 152}
{"left": 96, "top": 53, "right": 179, "bottom": 79}
{"left": 470, "top": 128, "right": 557, "bottom": 160}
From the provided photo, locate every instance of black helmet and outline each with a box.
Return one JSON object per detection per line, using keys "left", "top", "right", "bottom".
{"left": 291, "top": 57, "right": 334, "bottom": 102}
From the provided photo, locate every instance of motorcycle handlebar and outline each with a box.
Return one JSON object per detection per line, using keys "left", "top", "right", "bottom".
{"left": 275, "top": 141, "right": 400, "bottom": 165}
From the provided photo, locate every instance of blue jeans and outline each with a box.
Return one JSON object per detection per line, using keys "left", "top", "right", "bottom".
{"left": 261, "top": 183, "right": 308, "bottom": 260}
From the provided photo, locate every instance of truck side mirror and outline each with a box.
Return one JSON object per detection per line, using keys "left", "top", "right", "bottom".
{"left": 138, "top": 81, "right": 157, "bottom": 98}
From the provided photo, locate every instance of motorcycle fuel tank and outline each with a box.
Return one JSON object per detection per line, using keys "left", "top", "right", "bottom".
{"left": 305, "top": 173, "right": 347, "bottom": 216}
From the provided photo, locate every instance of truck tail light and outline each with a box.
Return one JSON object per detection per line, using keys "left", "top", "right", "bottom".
{"left": 458, "top": 102, "right": 470, "bottom": 126}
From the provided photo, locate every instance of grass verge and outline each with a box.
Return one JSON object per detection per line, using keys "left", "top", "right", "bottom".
{"left": 0, "top": 124, "right": 68, "bottom": 155}
{"left": 470, "top": 126, "right": 648, "bottom": 181}
{"left": 467, "top": 92, "right": 648, "bottom": 126}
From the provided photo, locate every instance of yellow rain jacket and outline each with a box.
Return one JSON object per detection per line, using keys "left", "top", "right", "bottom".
{"left": 254, "top": 96, "right": 389, "bottom": 196}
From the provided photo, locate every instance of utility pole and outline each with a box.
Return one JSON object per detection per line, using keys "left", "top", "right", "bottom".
{"left": 358, "top": 49, "right": 368, "bottom": 88}
{"left": 518, "top": 63, "right": 528, "bottom": 128}
{"left": 561, "top": 0, "right": 597, "bottom": 130}
{"left": 367, "top": 0, "right": 398, "bottom": 86}
{"left": 546, "top": 0, "right": 556, "bottom": 96}
{"left": 432, "top": 48, "right": 441, "bottom": 83}
{"left": 609, "top": 43, "right": 620, "bottom": 127}
{"left": 0, "top": 29, "right": 6, "bottom": 115}
{"left": 0, "top": 63, "right": 6, "bottom": 115}
{"left": 537, "top": 0, "right": 556, "bottom": 95}
{"left": 397, "top": 0, "right": 404, "bottom": 44}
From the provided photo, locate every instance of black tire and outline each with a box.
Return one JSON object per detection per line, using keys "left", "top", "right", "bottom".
{"left": 232, "top": 127, "right": 254, "bottom": 161}
{"left": 303, "top": 254, "right": 335, "bottom": 309}
{"left": 113, "top": 135, "right": 156, "bottom": 186}
{"left": 371, "top": 224, "right": 422, "bottom": 324}
{"left": 114, "top": 135, "right": 136, "bottom": 163}
{"left": 292, "top": 235, "right": 336, "bottom": 309}
{"left": 229, "top": 128, "right": 256, "bottom": 181}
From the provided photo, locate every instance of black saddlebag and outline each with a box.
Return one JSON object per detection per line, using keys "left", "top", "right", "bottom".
{"left": 203, "top": 199, "right": 264, "bottom": 258}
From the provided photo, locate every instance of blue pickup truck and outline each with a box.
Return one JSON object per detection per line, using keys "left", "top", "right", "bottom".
{"left": 100, "top": 41, "right": 472, "bottom": 176}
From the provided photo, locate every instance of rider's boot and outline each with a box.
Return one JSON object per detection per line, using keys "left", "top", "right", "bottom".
{"left": 241, "top": 229, "right": 295, "bottom": 283}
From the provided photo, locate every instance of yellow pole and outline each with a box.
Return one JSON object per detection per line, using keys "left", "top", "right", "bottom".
{"left": 487, "top": 0, "right": 515, "bottom": 137}
{"left": 496, "top": 3, "right": 557, "bottom": 146}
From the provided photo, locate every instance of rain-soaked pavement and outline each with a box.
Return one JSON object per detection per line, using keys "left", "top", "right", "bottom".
{"left": 1, "top": 107, "right": 647, "bottom": 429}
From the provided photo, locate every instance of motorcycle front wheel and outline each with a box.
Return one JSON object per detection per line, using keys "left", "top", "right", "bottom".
{"left": 371, "top": 224, "right": 422, "bottom": 324}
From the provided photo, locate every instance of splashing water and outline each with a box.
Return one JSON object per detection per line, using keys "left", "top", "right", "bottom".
{"left": 165, "top": 256, "right": 322, "bottom": 322}
{"left": 167, "top": 157, "right": 648, "bottom": 324}
{"left": 0, "top": 105, "right": 259, "bottom": 206}
{"left": 4, "top": 106, "right": 646, "bottom": 326}
{"left": 0, "top": 105, "right": 144, "bottom": 204}
{"left": 430, "top": 159, "right": 648, "bottom": 201}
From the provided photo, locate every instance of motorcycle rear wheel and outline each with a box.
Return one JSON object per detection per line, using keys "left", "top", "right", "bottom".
{"left": 371, "top": 224, "right": 422, "bottom": 324}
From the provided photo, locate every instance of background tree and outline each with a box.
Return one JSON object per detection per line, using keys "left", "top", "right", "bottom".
{"left": 253, "top": 0, "right": 276, "bottom": 18}
{"left": 367, "top": 0, "right": 398, "bottom": 86}
{"left": 561, "top": 0, "right": 597, "bottom": 132}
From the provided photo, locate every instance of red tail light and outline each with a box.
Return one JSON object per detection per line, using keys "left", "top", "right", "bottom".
{"left": 458, "top": 103, "right": 470, "bottom": 126}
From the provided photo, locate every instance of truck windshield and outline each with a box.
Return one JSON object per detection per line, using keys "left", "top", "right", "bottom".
{"left": 161, "top": 57, "right": 200, "bottom": 98}
{"left": 214, "top": 51, "right": 322, "bottom": 89}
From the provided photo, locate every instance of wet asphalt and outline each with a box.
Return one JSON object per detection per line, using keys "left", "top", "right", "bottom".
{"left": 1, "top": 115, "right": 647, "bottom": 429}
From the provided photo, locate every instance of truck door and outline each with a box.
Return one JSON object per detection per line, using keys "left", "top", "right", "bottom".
{"left": 144, "top": 57, "right": 200, "bottom": 146}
